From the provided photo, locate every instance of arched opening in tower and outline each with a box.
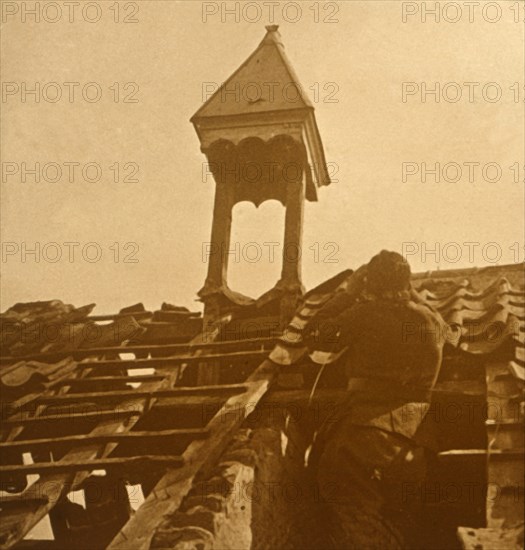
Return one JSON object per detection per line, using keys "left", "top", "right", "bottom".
{"left": 228, "top": 199, "right": 285, "bottom": 298}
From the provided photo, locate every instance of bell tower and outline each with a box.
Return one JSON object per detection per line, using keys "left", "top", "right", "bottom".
{"left": 191, "top": 26, "right": 331, "bottom": 324}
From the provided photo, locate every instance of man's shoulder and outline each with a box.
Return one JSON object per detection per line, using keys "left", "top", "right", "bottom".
{"left": 352, "top": 298, "right": 446, "bottom": 328}
{"left": 406, "top": 300, "right": 445, "bottom": 325}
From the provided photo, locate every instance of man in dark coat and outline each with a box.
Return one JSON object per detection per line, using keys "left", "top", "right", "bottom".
{"left": 307, "top": 251, "right": 446, "bottom": 549}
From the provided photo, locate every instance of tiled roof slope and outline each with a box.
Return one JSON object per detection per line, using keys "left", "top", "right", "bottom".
{"left": 0, "top": 299, "right": 272, "bottom": 548}
{"left": 0, "top": 301, "right": 203, "bottom": 395}
{"left": 270, "top": 263, "right": 524, "bottom": 366}
{"left": 0, "top": 301, "right": 203, "bottom": 356}
{"left": 270, "top": 262, "right": 524, "bottom": 547}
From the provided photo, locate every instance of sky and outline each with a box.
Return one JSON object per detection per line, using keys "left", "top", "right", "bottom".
{"left": 1, "top": 0, "right": 524, "bottom": 315}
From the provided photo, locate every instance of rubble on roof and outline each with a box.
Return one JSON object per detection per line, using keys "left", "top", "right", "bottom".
{"left": 0, "top": 299, "right": 205, "bottom": 412}
{"left": 0, "top": 357, "right": 76, "bottom": 401}
{"left": 0, "top": 301, "right": 204, "bottom": 359}
{"left": 0, "top": 300, "right": 95, "bottom": 356}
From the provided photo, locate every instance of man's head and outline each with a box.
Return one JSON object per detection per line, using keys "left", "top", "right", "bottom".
{"left": 366, "top": 250, "right": 411, "bottom": 295}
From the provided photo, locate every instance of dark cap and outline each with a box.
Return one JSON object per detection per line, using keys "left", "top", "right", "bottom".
{"left": 367, "top": 250, "right": 411, "bottom": 294}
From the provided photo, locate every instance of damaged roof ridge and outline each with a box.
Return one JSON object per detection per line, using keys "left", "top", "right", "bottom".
{"left": 412, "top": 262, "right": 525, "bottom": 282}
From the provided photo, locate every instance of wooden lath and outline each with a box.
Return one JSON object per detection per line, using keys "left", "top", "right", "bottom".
{"left": 0, "top": 332, "right": 274, "bottom": 549}
{"left": 0, "top": 372, "right": 179, "bottom": 548}
{"left": 0, "top": 456, "right": 186, "bottom": 476}
{"left": 1, "top": 349, "right": 264, "bottom": 422}
{"left": 2, "top": 409, "right": 143, "bottom": 427}
{"left": 32, "top": 383, "right": 248, "bottom": 404}
{"left": 0, "top": 428, "right": 210, "bottom": 452}
{"left": 107, "top": 359, "right": 280, "bottom": 550}
{"left": 0, "top": 336, "right": 276, "bottom": 365}
{"left": 73, "top": 349, "right": 268, "bottom": 370}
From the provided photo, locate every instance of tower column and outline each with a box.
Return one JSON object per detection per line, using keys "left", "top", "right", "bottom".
{"left": 202, "top": 181, "right": 234, "bottom": 295}
{"left": 280, "top": 178, "right": 305, "bottom": 292}
{"left": 278, "top": 177, "right": 306, "bottom": 324}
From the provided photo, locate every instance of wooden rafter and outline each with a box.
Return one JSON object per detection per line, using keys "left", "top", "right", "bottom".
{"left": 0, "top": 336, "right": 276, "bottom": 365}
{"left": 0, "top": 428, "right": 210, "bottom": 452}
{"left": 0, "top": 329, "right": 272, "bottom": 548}
{"left": 107, "top": 359, "right": 279, "bottom": 550}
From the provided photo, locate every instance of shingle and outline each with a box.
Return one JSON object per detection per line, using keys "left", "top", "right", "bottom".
{"left": 271, "top": 265, "right": 524, "bottom": 367}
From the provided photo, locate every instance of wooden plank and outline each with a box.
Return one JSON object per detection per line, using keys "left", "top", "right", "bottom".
{"left": 2, "top": 409, "right": 142, "bottom": 426}
{"left": 6, "top": 541, "right": 59, "bottom": 550}
{"left": 0, "top": 428, "right": 210, "bottom": 451}
{"left": 0, "top": 337, "right": 276, "bottom": 365}
{"left": 152, "top": 381, "right": 488, "bottom": 416}
{"left": 88, "top": 312, "right": 153, "bottom": 321}
{"left": 0, "top": 455, "right": 184, "bottom": 476}
{"left": 64, "top": 374, "right": 167, "bottom": 385}
{"left": 0, "top": 330, "right": 222, "bottom": 548}
{"left": 0, "top": 496, "right": 49, "bottom": 507}
{"left": 457, "top": 526, "right": 524, "bottom": 550}
{"left": 151, "top": 311, "right": 202, "bottom": 322}
{"left": 439, "top": 449, "right": 525, "bottom": 457}
{"left": 35, "top": 384, "right": 246, "bottom": 405}
{"left": 77, "top": 350, "right": 268, "bottom": 370}
{"left": 0, "top": 368, "right": 183, "bottom": 548}
{"left": 107, "top": 359, "right": 279, "bottom": 550}
{"left": 197, "top": 360, "right": 221, "bottom": 385}
{"left": 4, "top": 394, "right": 231, "bottom": 427}
{"left": 5, "top": 380, "right": 486, "bottom": 429}
{"left": 142, "top": 394, "right": 232, "bottom": 413}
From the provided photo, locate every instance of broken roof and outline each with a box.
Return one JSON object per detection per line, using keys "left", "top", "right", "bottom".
{"left": 0, "top": 263, "right": 523, "bottom": 547}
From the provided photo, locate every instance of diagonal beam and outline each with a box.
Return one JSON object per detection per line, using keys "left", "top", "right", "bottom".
{"left": 107, "top": 359, "right": 279, "bottom": 550}
{"left": 0, "top": 358, "right": 188, "bottom": 548}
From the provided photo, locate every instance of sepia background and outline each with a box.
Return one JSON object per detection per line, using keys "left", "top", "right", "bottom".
{"left": 1, "top": 0, "right": 524, "bottom": 314}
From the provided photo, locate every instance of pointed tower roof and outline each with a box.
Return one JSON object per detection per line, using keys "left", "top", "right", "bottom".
{"left": 192, "top": 26, "right": 313, "bottom": 118}
{"left": 191, "top": 26, "right": 331, "bottom": 189}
